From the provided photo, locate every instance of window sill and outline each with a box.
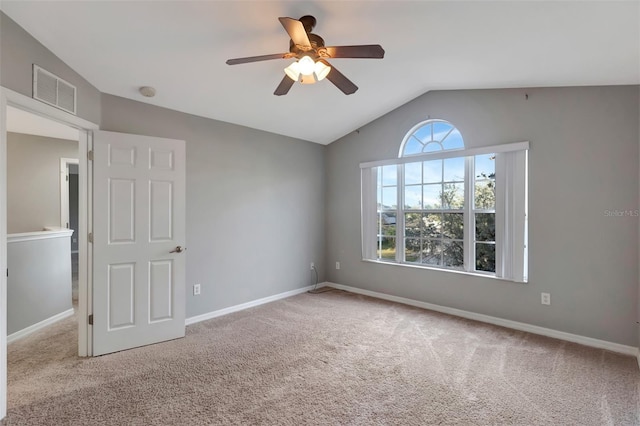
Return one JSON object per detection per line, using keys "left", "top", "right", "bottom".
{"left": 361, "top": 259, "right": 527, "bottom": 284}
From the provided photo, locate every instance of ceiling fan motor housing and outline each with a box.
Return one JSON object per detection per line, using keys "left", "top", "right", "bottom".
{"left": 299, "top": 15, "right": 317, "bottom": 32}
{"left": 289, "top": 33, "right": 326, "bottom": 58}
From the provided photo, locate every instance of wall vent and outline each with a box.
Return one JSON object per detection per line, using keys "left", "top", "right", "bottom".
{"left": 32, "top": 65, "right": 77, "bottom": 115}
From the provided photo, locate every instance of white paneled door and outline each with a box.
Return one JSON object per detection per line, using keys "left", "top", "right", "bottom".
{"left": 93, "top": 131, "right": 186, "bottom": 356}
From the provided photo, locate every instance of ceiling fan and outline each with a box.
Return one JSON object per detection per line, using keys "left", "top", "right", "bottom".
{"left": 226, "top": 15, "right": 385, "bottom": 96}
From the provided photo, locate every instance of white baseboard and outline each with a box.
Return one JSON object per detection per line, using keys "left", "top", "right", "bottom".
{"left": 8, "top": 308, "right": 75, "bottom": 344}
{"left": 185, "top": 284, "right": 316, "bottom": 326}
{"left": 325, "top": 282, "right": 639, "bottom": 358}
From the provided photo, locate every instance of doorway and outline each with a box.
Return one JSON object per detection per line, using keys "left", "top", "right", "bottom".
{"left": 61, "top": 158, "right": 80, "bottom": 303}
{"left": 61, "top": 158, "right": 80, "bottom": 248}
{"left": 6, "top": 110, "right": 79, "bottom": 337}
{"left": 0, "top": 86, "right": 98, "bottom": 419}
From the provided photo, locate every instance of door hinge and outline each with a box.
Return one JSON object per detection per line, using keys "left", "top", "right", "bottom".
{"left": 88, "top": 232, "right": 93, "bottom": 243}
{"left": 66, "top": 174, "right": 69, "bottom": 181}
{"left": 87, "top": 150, "right": 94, "bottom": 161}
{"left": 88, "top": 314, "right": 93, "bottom": 325}
{"left": 6, "top": 269, "right": 7, "bottom": 277}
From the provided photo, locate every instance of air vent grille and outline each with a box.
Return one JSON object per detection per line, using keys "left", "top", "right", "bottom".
{"left": 32, "top": 65, "right": 77, "bottom": 115}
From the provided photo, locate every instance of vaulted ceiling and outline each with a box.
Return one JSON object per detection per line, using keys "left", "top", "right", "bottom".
{"left": 2, "top": 1, "right": 638, "bottom": 144}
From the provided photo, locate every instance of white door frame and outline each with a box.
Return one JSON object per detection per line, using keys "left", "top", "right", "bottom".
{"left": 0, "top": 86, "right": 98, "bottom": 419}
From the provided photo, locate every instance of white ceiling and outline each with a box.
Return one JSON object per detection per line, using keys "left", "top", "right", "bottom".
{"left": 2, "top": 1, "right": 638, "bottom": 145}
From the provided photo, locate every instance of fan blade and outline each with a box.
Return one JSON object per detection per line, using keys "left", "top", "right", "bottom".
{"left": 226, "top": 53, "right": 289, "bottom": 65}
{"left": 323, "top": 45, "right": 385, "bottom": 59}
{"left": 278, "top": 17, "right": 311, "bottom": 48}
{"left": 321, "top": 60, "right": 358, "bottom": 95}
{"left": 274, "top": 76, "right": 295, "bottom": 96}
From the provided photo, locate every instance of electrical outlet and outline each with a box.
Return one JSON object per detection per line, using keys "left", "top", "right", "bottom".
{"left": 193, "top": 283, "right": 201, "bottom": 296}
{"left": 335, "top": 261, "right": 341, "bottom": 270}
{"left": 541, "top": 292, "right": 550, "bottom": 305}
{"left": 310, "top": 262, "right": 315, "bottom": 270}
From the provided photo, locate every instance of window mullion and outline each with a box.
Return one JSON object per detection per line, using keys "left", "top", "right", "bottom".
{"left": 464, "top": 157, "right": 474, "bottom": 272}
{"left": 396, "top": 164, "right": 405, "bottom": 263}
{"left": 377, "top": 169, "right": 382, "bottom": 260}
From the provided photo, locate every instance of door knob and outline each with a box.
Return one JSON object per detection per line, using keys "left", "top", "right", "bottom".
{"left": 170, "top": 245, "right": 186, "bottom": 253}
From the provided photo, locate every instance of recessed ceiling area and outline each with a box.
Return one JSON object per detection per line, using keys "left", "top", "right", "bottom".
{"left": 1, "top": 1, "right": 638, "bottom": 145}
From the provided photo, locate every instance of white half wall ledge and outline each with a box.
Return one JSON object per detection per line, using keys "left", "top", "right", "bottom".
{"left": 7, "top": 308, "right": 74, "bottom": 344}
{"left": 324, "top": 282, "right": 639, "bottom": 359}
{"left": 8, "top": 228, "right": 73, "bottom": 243}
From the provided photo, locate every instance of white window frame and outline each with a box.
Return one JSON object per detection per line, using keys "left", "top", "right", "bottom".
{"left": 361, "top": 141, "right": 528, "bottom": 283}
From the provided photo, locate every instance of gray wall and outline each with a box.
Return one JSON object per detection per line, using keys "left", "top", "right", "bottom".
{"left": 326, "top": 86, "right": 639, "bottom": 347}
{"left": 7, "top": 232, "right": 73, "bottom": 334}
{"left": 7, "top": 132, "right": 77, "bottom": 233}
{"left": 101, "top": 94, "right": 326, "bottom": 319}
{"left": 0, "top": 12, "right": 101, "bottom": 125}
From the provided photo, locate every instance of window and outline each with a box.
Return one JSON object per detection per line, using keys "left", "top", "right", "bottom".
{"left": 400, "top": 119, "right": 464, "bottom": 155}
{"left": 402, "top": 158, "right": 465, "bottom": 269}
{"left": 362, "top": 119, "right": 528, "bottom": 282}
{"left": 474, "top": 154, "right": 496, "bottom": 272}
{"left": 377, "top": 165, "right": 398, "bottom": 261}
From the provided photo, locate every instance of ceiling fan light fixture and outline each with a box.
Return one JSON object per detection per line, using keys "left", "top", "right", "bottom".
{"left": 284, "top": 61, "right": 301, "bottom": 81}
{"left": 286, "top": 56, "right": 326, "bottom": 83}
{"left": 313, "top": 61, "right": 331, "bottom": 81}
{"left": 300, "top": 75, "right": 316, "bottom": 85}
{"left": 298, "top": 56, "right": 315, "bottom": 76}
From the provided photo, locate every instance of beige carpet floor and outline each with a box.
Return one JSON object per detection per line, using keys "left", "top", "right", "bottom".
{"left": 3, "top": 289, "right": 639, "bottom": 425}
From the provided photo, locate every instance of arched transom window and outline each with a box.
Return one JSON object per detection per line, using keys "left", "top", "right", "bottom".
{"left": 399, "top": 119, "right": 464, "bottom": 157}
